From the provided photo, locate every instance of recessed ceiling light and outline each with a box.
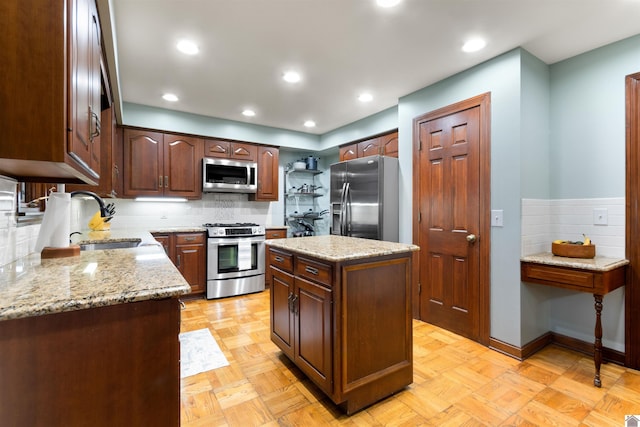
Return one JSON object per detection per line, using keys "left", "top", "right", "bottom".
{"left": 462, "top": 38, "right": 486, "bottom": 53}
{"left": 242, "top": 109, "right": 256, "bottom": 117}
{"left": 358, "top": 93, "right": 373, "bottom": 103}
{"left": 162, "top": 93, "right": 179, "bottom": 102}
{"left": 376, "top": 0, "right": 401, "bottom": 7}
{"left": 283, "top": 71, "right": 301, "bottom": 83}
{"left": 304, "top": 120, "right": 316, "bottom": 128}
{"left": 176, "top": 39, "right": 199, "bottom": 55}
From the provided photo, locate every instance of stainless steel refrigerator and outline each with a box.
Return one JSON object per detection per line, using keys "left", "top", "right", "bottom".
{"left": 330, "top": 155, "right": 399, "bottom": 242}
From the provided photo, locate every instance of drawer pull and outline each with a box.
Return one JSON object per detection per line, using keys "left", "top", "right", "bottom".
{"left": 305, "top": 266, "right": 319, "bottom": 275}
{"left": 184, "top": 237, "right": 196, "bottom": 241}
{"left": 274, "top": 256, "right": 284, "bottom": 262}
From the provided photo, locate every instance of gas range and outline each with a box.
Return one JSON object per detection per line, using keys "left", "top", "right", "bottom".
{"left": 203, "top": 222, "right": 265, "bottom": 237}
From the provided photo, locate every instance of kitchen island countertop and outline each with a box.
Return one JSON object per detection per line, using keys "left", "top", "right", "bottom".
{"left": 265, "top": 235, "right": 419, "bottom": 262}
{"left": 0, "top": 230, "right": 190, "bottom": 322}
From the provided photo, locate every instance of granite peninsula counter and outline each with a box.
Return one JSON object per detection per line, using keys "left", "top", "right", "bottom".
{"left": 0, "top": 230, "right": 189, "bottom": 426}
{"left": 266, "top": 235, "right": 419, "bottom": 414}
{"left": 2, "top": 230, "right": 190, "bottom": 321}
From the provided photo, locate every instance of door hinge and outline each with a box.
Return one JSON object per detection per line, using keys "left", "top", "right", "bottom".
{"left": 418, "top": 282, "right": 421, "bottom": 294}
{"left": 418, "top": 212, "right": 421, "bottom": 223}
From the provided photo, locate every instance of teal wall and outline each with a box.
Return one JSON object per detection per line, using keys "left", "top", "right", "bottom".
{"left": 550, "top": 34, "right": 639, "bottom": 199}
{"left": 519, "top": 50, "right": 552, "bottom": 344}
{"left": 319, "top": 106, "right": 398, "bottom": 151}
{"left": 122, "top": 102, "right": 319, "bottom": 150}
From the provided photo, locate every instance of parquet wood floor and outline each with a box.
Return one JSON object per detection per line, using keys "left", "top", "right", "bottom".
{"left": 180, "top": 290, "right": 640, "bottom": 426}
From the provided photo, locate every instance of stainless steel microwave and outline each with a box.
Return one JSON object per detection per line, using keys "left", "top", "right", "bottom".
{"left": 202, "top": 157, "right": 257, "bottom": 193}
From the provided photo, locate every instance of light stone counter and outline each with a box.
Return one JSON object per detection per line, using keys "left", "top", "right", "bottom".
{"left": 265, "top": 235, "right": 419, "bottom": 262}
{"left": 0, "top": 235, "right": 190, "bottom": 321}
{"left": 521, "top": 252, "right": 629, "bottom": 271}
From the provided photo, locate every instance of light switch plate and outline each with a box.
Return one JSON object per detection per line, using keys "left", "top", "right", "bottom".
{"left": 491, "top": 209, "right": 504, "bottom": 227}
{"left": 593, "top": 208, "right": 608, "bottom": 225}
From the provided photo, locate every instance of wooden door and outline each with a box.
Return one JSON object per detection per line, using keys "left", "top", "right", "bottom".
{"left": 174, "top": 233, "right": 205, "bottom": 295}
{"left": 339, "top": 144, "right": 358, "bottom": 161}
{"left": 163, "top": 134, "right": 202, "bottom": 198}
{"left": 270, "top": 267, "right": 295, "bottom": 359}
{"left": 357, "top": 137, "right": 380, "bottom": 158}
{"left": 413, "top": 93, "right": 490, "bottom": 344}
{"left": 229, "top": 142, "right": 257, "bottom": 161}
{"left": 123, "top": 129, "right": 163, "bottom": 197}
{"left": 626, "top": 71, "right": 640, "bottom": 369}
{"left": 380, "top": 132, "right": 399, "bottom": 157}
{"left": 69, "top": 0, "right": 100, "bottom": 176}
{"left": 253, "top": 146, "right": 279, "bottom": 201}
{"left": 294, "top": 276, "right": 332, "bottom": 394}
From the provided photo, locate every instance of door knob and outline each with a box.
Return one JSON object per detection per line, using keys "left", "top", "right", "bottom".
{"left": 466, "top": 234, "right": 477, "bottom": 243}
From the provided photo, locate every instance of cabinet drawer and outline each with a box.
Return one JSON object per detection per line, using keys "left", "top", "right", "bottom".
{"left": 296, "top": 257, "right": 332, "bottom": 287}
{"left": 269, "top": 249, "right": 293, "bottom": 273}
{"left": 266, "top": 229, "right": 286, "bottom": 239}
{"left": 523, "top": 264, "right": 594, "bottom": 289}
{"left": 175, "top": 233, "right": 205, "bottom": 245}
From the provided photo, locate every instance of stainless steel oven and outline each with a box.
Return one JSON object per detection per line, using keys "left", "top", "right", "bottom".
{"left": 204, "top": 223, "right": 265, "bottom": 299}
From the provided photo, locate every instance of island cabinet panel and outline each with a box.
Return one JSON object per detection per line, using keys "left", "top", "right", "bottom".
{"left": 267, "top": 245, "right": 413, "bottom": 414}
{"left": 0, "top": 298, "right": 181, "bottom": 427}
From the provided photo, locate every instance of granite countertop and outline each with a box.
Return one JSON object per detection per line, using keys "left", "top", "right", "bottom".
{"left": 521, "top": 252, "right": 629, "bottom": 272}
{"left": 265, "top": 235, "right": 419, "bottom": 262}
{"left": 1, "top": 231, "right": 191, "bottom": 322}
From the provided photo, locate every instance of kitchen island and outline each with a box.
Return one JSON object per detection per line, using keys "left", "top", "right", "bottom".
{"left": 265, "top": 235, "right": 419, "bottom": 414}
{"left": 0, "top": 235, "right": 190, "bottom": 427}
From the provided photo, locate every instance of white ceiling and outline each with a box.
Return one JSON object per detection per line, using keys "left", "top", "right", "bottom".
{"left": 109, "top": 0, "right": 640, "bottom": 135}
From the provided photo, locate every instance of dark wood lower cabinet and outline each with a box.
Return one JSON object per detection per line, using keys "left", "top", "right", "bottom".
{"left": 268, "top": 246, "right": 413, "bottom": 414}
{"left": 153, "top": 231, "right": 206, "bottom": 297}
{"left": 0, "top": 298, "right": 180, "bottom": 427}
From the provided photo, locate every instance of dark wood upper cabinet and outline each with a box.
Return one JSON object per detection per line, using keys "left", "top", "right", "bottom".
{"left": 339, "top": 131, "right": 398, "bottom": 161}
{"left": 66, "top": 106, "right": 122, "bottom": 197}
{"left": 251, "top": 146, "right": 279, "bottom": 201}
{"left": 0, "top": 0, "right": 103, "bottom": 184}
{"left": 123, "top": 129, "right": 202, "bottom": 199}
{"left": 204, "top": 139, "right": 257, "bottom": 161}
{"left": 339, "top": 144, "right": 359, "bottom": 161}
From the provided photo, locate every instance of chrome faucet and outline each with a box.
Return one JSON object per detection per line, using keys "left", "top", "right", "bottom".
{"left": 70, "top": 191, "right": 109, "bottom": 217}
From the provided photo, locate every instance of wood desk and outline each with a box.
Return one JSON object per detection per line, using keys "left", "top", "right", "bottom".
{"left": 521, "top": 253, "right": 628, "bottom": 387}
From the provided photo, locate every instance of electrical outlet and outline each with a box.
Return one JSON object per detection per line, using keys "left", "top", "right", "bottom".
{"left": 491, "top": 209, "right": 504, "bottom": 227}
{"left": 593, "top": 208, "right": 608, "bottom": 225}
{"left": 160, "top": 210, "right": 168, "bottom": 220}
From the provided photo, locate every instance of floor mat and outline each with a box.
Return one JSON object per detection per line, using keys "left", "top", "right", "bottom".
{"left": 179, "top": 328, "right": 229, "bottom": 378}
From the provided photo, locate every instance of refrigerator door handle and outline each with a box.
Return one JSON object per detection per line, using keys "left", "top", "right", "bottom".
{"left": 344, "top": 181, "right": 351, "bottom": 236}
{"left": 339, "top": 182, "right": 347, "bottom": 235}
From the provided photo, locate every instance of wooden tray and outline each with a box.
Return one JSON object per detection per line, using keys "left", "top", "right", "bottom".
{"left": 551, "top": 242, "right": 595, "bottom": 259}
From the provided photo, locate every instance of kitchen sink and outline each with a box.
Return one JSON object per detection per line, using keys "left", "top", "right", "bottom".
{"left": 79, "top": 239, "right": 142, "bottom": 251}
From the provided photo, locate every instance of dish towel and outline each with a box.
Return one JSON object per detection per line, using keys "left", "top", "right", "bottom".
{"left": 237, "top": 241, "right": 252, "bottom": 270}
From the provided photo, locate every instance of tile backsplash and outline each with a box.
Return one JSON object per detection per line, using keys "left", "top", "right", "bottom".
{"left": 521, "top": 198, "right": 625, "bottom": 258}
{"left": 0, "top": 175, "right": 41, "bottom": 267}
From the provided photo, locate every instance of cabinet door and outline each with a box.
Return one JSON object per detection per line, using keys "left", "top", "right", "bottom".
{"left": 68, "top": 0, "right": 101, "bottom": 178}
{"left": 230, "top": 142, "right": 258, "bottom": 161}
{"left": 152, "top": 233, "right": 173, "bottom": 259}
{"left": 357, "top": 137, "right": 381, "bottom": 158}
{"left": 163, "top": 134, "right": 203, "bottom": 198}
{"left": 270, "top": 266, "right": 295, "bottom": 359}
{"left": 204, "top": 139, "right": 231, "bottom": 158}
{"left": 252, "top": 146, "right": 279, "bottom": 201}
{"left": 66, "top": 106, "right": 118, "bottom": 197}
{"left": 123, "top": 129, "right": 164, "bottom": 197}
{"left": 339, "top": 144, "right": 358, "bottom": 161}
{"left": 295, "top": 276, "right": 333, "bottom": 394}
{"left": 175, "top": 245, "right": 205, "bottom": 295}
{"left": 380, "top": 132, "right": 398, "bottom": 157}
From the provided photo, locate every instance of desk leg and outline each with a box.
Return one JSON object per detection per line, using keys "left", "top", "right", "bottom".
{"left": 593, "top": 294, "right": 603, "bottom": 387}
